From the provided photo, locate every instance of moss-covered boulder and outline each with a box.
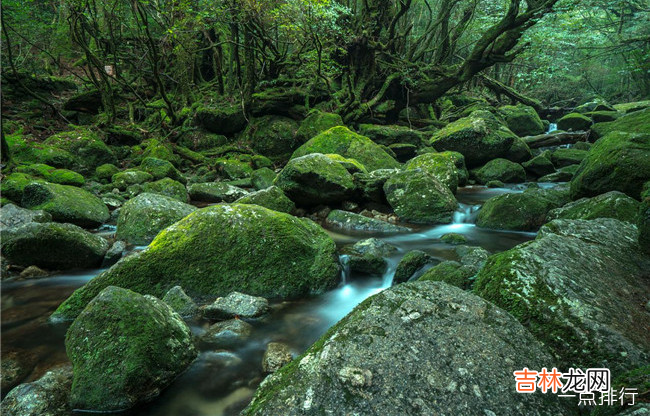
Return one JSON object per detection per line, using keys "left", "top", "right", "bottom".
{"left": 505, "top": 136, "right": 533, "bottom": 163}
{"left": 194, "top": 103, "right": 247, "bottom": 135}
{"left": 242, "top": 281, "right": 575, "bottom": 416}
{"left": 275, "top": 153, "right": 355, "bottom": 206}
{"left": 342, "top": 238, "right": 397, "bottom": 275}
{"left": 383, "top": 169, "right": 457, "bottom": 224}
{"left": 522, "top": 152, "right": 555, "bottom": 177}
{"left": 1, "top": 173, "right": 40, "bottom": 202}
{"left": 639, "top": 197, "right": 650, "bottom": 254}
{"left": 142, "top": 178, "right": 189, "bottom": 202}
{"left": 570, "top": 132, "right": 650, "bottom": 200}
{"left": 95, "top": 164, "right": 119, "bottom": 183}
{"left": 357, "top": 124, "right": 422, "bottom": 146}
{"left": 291, "top": 126, "right": 400, "bottom": 171}
{"left": 244, "top": 116, "right": 299, "bottom": 161}
{"left": 388, "top": 143, "right": 417, "bottom": 162}
{"left": 1, "top": 222, "right": 108, "bottom": 270}
{"left": 51, "top": 204, "right": 340, "bottom": 320}
{"left": 547, "top": 191, "right": 640, "bottom": 223}
{"left": 140, "top": 157, "right": 185, "bottom": 183}
{"left": 325, "top": 210, "right": 409, "bottom": 234}
{"left": 404, "top": 153, "right": 459, "bottom": 192}
{"left": 393, "top": 250, "right": 432, "bottom": 284}
{"left": 352, "top": 169, "right": 400, "bottom": 203}
{"left": 476, "top": 188, "right": 569, "bottom": 231}
{"left": 472, "top": 158, "right": 526, "bottom": 184}
{"left": 557, "top": 112, "right": 592, "bottom": 131}
{"left": 498, "top": 104, "right": 545, "bottom": 136}
{"left": 432, "top": 111, "right": 515, "bottom": 167}
{"left": 111, "top": 170, "right": 153, "bottom": 191}
{"left": 474, "top": 218, "right": 650, "bottom": 372}
{"left": 116, "top": 193, "right": 196, "bottom": 245}
{"left": 324, "top": 154, "right": 367, "bottom": 174}
{"left": 235, "top": 186, "right": 295, "bottom": 213}
{"left": 418, "top": 260, "right": 474, "bottom": 289}
{"left": 550, "top": 148, "right": 587, "bottom": 168}
{"left": 591, "top": 107, "right": 650, "bottom": 139}
{"left": 216, "top": 158, "right": 253, "bottom": 180}
{"left": 65, "top": 286, "right": 197, "bottom": 411}
{"left": 251, "top": 167, "right": 277, "bottom": 190}
{"left": 187, "top": 182, "right": 248, "bottom": 203}
{"left": 16, "top": 164, "right": 85, "bottom": 187}
{"left": 21, "top": 182, "right": 109, "bottom": 228}
{"left": 585, "top": 110, "right": 619, "bottom": 123}
{"left": 6, "top": 131, "right": 76, "bottom": 168}
{"left": 437, "top": 151, "right": 469, "bottom": 186}
{"left": 295, "top": 110, "right": 344, "bottom": 142}
{"left": 43, "top": 129, "right": 117, "bottom": 174}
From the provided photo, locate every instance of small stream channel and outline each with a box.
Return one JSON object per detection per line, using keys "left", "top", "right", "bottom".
{"left": 0, "top": 184, "right": 560, "bottom": 415}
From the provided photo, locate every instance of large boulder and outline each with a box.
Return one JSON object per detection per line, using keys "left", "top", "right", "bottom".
{"left": 557, "top": 112, "right": 592, "bottom": 131}
{"left": 570, "top": 132, "right": 650, "bottom": 200}
{"left": 476, "top": 188, "right": 569, "bottom": 231}
{"left": 43, "top": 128, "right": 117, "bottom": 174}
{"left": 187, "top": 182, "right": 248, "bottom": 203}
{"left": 0, "top": 204, "right": 51, "bottom": 233}
{"left": 505, "top": 136, "right": 533, "bottom": 164}
{"left": 296, "top": 111, "right": 344, "bottom": 142}
{"left": 65, "top": 286, "right": 197, "bottom": 411}
{"left": 1, "top": 222, "right": 109, "bottom": 270}
{"left": 404, "top": 152, "right": 458, "bottom": 192}
{"left": 384, "top": 169, "right": 457, "bottom": 224}
{"left": 116, "top": 193, "right": 196, "bottom": 245}
{"left": 353, "top": 169, "right": 399, "bottom": 203}
{"left": 498, "top": 104, "right": 545, "bottom": 136}
{"left": 639, "top": 197, "right": 650, "bottom": 254}
{"left": 274, "top": 153, "right": 355, "bottom": 206}
{"left": 21, "top": 182, "right": 109, "bottom": 228}
{"left": 235, "top": 186, "right": 296, "bottom": 214}
{"left": 472, "top": 158, "right": 526, "bottom": 184}
{"left": 474, "top": 218, "right": 650, "bottom": 372}
{"left": 194, "top": 103, "right": 247, "bottom": 135}
{"left": 291, "top": 126, "right": 400, "bottom": 171}
{"left": 245, "top": 116, "right": 299, "bottom": 161}
{"left": 357, "top": 124, "right": 422, "bottom": 146}
{"left": 242, "top": 281, "right": 574, "bottom": 416}
{"left": 429, "top": 110, "right": 516, "bottom": 167}
{"left": 51, "top": 204, "right": 340, "bottom": 321}
{"left": 547, "top": 191, "right": 640, "bottom": 223}
{"left": 591, "top": 107, "right": 650, "bottom": 139}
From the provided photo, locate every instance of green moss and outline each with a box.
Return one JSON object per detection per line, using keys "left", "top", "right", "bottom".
{"left": 591, "top": 107, "right": 650, "bottom": 138}
{"left": 142, "top": 178, "right": 189, "bottom": 202}
{"left": 440, "top": 233, "right": 467, "bottom": 245}
{"left": 506, "top": 136, "right": 533, "bottom": 163}
{"left": 43, "top": 128, "right": 116, "bottom": 173}
{"left": 291, "top": 126, "right": 400, "bottom": 171}
{"left": 216, "top": 158, "right": 253, "bottom": 180}
{"left": 194, "top": 103, "right": 247, "bottom": 135}
{"left": 498, "top": 105, "right": 544, "bottom": 136}
{"left": 405, "top": 153, "right": 459, "bottom": 192}
{"left": 244, "top": 115, "right": 299, "bottom": 161}
{"left": 251, "top": 167, "right": 277, "bottom": 190}
{"left": 95, "top": 164, "right": 120, "bottom": 183}
{"left": 557, "top": 112, "right": 592, "bottom": 131}
{"left": 111, "top": 170, "right": 153, "bottom": 191}
{"left": 51, "top": 204, "right": 341, "bottom": 321}
{"left": 476, "top": 189, "right": 567, "bottom": 231}
{"left": 252, "top": 155, "right": 273, "bottom": 169}
{"left": 140, "top": 157, "right": 184, "bottom": 183}
{"left": 418, "top": 261, "right": 473, "bottom": 289}
{"left": 296, "top": 110, "right": 344, "bottom": 142}
{"left": 16, "top": 164, "right": 85, "bottom": 186}
{"left": 324, "top": 154, "right": 367, "bottom": 174}
{"left": 613, "top": 100, "right": 650, "bottom": 113}
{"left": 472, "top": 158, "right": 526, "bottom": 184}
{"left": 236, "top": 186, "right": 296, "bottom": 213}
{"left": 139, "top": 139, "right": 179, "bottom": 165}
{"left": 357, "top": 124, "right": 422, "bottom": 146}
{"left": 1, "top": 173, "right": 40, "bottom": 202}
{"left": 550, "top": 148, "right": 587, "bottom": 168}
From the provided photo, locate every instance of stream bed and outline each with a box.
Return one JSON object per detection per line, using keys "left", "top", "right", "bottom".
{"left": 0, "top": 184, "right": 555, "bottom": 415}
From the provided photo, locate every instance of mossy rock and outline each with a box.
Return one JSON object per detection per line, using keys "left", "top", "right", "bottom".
{"left": 251, "top": 167, "right": 277, "bottom": 190}
{"left": 177, "top": 131, "right": 227, "bottom": 151}
{"left": 235, "top": 186, "right": 295, "bottom": 214}
{"left": 522, "top": 153, "right": 555, "bottom": 177}
{"left": 139, "top": 139, "right": 179, "bottom": 165}
{"left": 613, "top": 100, "right": 650, "bottom": 114}
{"left": 404, "top": 153, "right": 458, "bottom": 193}
{"left": 243, "top": 116, "right": 299, "bottom": 161}
{"left": 140, "top": 157, "right": 185, "bottom": 183}
{"left": 357, "top": 124, "right": 422, "bottom": 146}
{"left": 21, "top": 182, "right": 109, "bottom": 228}
{"left": 1, "top": 222, "right": 109, "bottom": 270}
{"left": 6, "top": 130, "right": 76, "bottom": 168}
{"left": 325, "top": 210, "right": 409, "bottom": 235}
{"left": 352, "top": 169, "right": 400, "bottom": 203}
{"left": 418, "top": 260, "right": 474, "bottom": 289}
{"left": 584, "top": 110, "right": 619, "bottom": 123}
{"left": 216, "top": 159, "right": 253, "bottom": 180}
{"left": 429, "top": 110, "right": 517, "bottom": 167}
{"left": 505, "top": 136, "right": 533, "bottom": 164}
{"left": 252, "top": 155, "right": 273, "bottom": 169}
{"left": 296, "top": 110, "right": 344, "bottom": 142}
{"left": 116, "top": 193, "right": 196, "bottom": 245}
{"left": 547, "top": 191, "right": 640, "bottom": 223}
{"left": 194, "top": 104, "right": 247, "bottom": 135}
{"left": 65, "top": 286, "right": 197, "bottom": 411}
{"left": 498, "top": 104, "right": 544, "bottom": 136}
{"left": 139, "top": 178, "right": 188, "bottom": 203}
{"left": 440, "top": 232, "right": 467, "bottom": 245}
{"left": 392, "top": 250, "right": 432, "bottom": 284}
{"left": 570, "top": 132, "right": 650, "bottom": 200}
{"left": 550, "top": 148, "right": 587, "bottom": 168}
{"left": 556, "top": 112, "right": 592, "bottom": 131}
{"left": 474, "top": 218, "right": 650, "bottom": 372}
{"left": 16, "top": 164, "right": 85, "bottom": 186}
{"left": 591, "top": 108, "right": 650, "bottom": 139}
{"left": 476, "top": 188, "right": 569, "bottom": 231}
{"left": 383, "top": 169, "right": 457, "bottom": 224}
{"left": 274, "top": 153, "right": 355, "bottom": 206}
{"left": 51, "top": 204, "right": 340, "bottom": 321}
{"left": 187, "top": 182, "right": 248, "bottom": 203}
{"left": 291, "top": 126, "right": 400, "bottom": 171}
{"left": 63, "top": 89, "right": 102, "bottom": 113}
{"left": 538, "top": 165, "right": 579, "bottom": 183}
{"left": 324, "top": 154, "right": 367, "bottom": 174}
{"left": 342, "top": 238, "right": 397, "bottom": 275}
{"left": 43, "top": 128, "right": 117, "bottom": 174}
{"left": 472, "top": 158, "right": 526, "bottom": 184}
{"left": 388, "top": 143, "right": 417, "bottom": 162}
{"left": 1, "top": 173, "right": 41, "bottom": 202}
{"left": 95, "top": 164, "right": 120, "bottom": 183}
{"left": 437, "top": 151, "right": 468, "bottom": 186}
{"left": 638, "top": 197, "right": 650, "bottom": 254}
{"left": 111, "top": 170, "right": 153, "bottom": 191}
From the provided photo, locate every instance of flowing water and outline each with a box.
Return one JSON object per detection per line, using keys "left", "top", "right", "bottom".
{"left": 0, "top": 184, "right": 552, "bottom": 415}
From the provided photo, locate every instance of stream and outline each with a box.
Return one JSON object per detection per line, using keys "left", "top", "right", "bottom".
{"left": 0, "top": 184, "right": 557, "bottom": 415}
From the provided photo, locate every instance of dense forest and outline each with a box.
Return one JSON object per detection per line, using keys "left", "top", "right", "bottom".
{"left": 1, "top": 0, "right": 649, "bottom": 415}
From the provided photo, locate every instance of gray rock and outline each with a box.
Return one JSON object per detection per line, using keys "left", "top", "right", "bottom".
{"left": 242, "top": 281, "right": 575, "bottom": 416}
{"left": 325, "top": 210, "right": 409, "bottom": 234}
{"left": 0, "top": 365, "right": 72, "bottom": 416}
{"left": 101, "top": 240, "right": 126, "bottom": 268}
{"left": 201, "top": 319, "right": 253, "bottom": 349}
{"left": 203, "top": 291, "right": 269, "bottom": 320}
{"left": 19, "top": 265, "right": 49, "bottom": 279}
{"left": 343, "top": 238, "right": 397, "bottom": 275}
{"left": 0, "top": 204, "right": 51, "bottom": 232}
{"left": 475, "top": 218, "right": 650, "bottom": 373}
{"left": 162, "top": 286, "right": 198, "bottom": 319}
{"left": 0, "top": 350, "right": 37, "bottom": 392}
{"left": 262, "top": 342, "right": 293, "bottom": 373}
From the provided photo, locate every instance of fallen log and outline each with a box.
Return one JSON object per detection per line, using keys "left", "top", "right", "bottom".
{"left": 523, "top": 131, "right": 590, "bottom": 148}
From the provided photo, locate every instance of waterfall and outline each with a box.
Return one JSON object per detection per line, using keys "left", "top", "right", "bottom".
{"left": 339, "top": 254, "right": 351, "bottom": 284}
{"left": 453, "top": 203, "right": 480, "bottom": 224}
{"left": 546, "top": 122, "right": 558, "bottom": 133}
